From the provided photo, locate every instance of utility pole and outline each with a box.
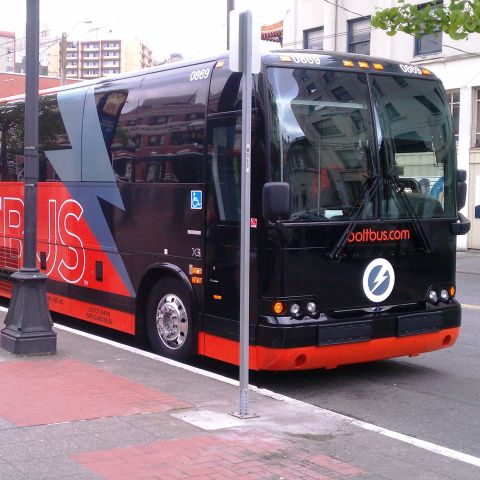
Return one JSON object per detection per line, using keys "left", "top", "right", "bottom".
{"left": 1, "top": 0, "right": 56, "bottom": 356}
{"left": 59, "top": 31, "right": 67, "bottom": 85}
{"left": 227, "top": 0, "right": 235, "bottom": 49}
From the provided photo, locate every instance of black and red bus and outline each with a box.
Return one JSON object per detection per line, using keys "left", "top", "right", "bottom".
{"left": 0, "top": 49, "right": 469, "bottom": 370}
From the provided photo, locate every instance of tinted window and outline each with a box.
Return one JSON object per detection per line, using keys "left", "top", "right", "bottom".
{"left": 371, "top": 75, "right": 455, "bottom": 219}
{"left": 135, "top": 65, "right": 211, "bottom": 183}
{"left": 0, "top": 94, "right": 73, "bottom": 182}
{"left": 38, "top": 94, "right": 72, "bottom": 181}
{"left": 207, "top": 115, "right": 242, "bottom": 222}
{"left": 0, "top": 101, "right": 25, "bottom": 181}
{"left": 95, "top": 78, "right": 141, "bottom": 183}
{"left": 268, "top": 68, "right": 375, "bottom": 222}
{"left": 208, "top": 63, "right": 243, "bottom": 114}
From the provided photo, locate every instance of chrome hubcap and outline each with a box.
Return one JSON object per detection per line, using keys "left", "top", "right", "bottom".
{"left": 156, "top": 294, "right": 188, "bottom": 350}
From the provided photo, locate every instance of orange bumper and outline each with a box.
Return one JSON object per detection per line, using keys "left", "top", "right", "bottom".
{"left": 199, "top": 327, "right": 459, "bottom": 371}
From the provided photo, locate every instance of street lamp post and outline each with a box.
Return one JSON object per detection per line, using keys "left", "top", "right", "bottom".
{"left": 0, "top": 0, "right": 56, "bottom": 355}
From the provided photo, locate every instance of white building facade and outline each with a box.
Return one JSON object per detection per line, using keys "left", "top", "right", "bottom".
{"left": 48, "top": 38, "right": 153, "bottom": 80}
{"left": 283, "top": 0, "right": 480, "bottom": 249}
{"left": 0, "top": 32, "right": 15, "bottom": 73}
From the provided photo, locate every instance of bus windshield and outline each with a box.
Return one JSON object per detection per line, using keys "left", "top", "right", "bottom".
{"left": 267, "top": 67, "right": 456, "bottom": 222}
{"left": 268, "top": 68, "right": 375, "bottom": 222}
{"left": 371, "top": 74, "right": 456, "bottom": 219}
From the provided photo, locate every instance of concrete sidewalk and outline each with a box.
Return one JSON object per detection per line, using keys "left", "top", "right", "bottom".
{"left": 0, "top": 320, "right": 479, "bottom": 480}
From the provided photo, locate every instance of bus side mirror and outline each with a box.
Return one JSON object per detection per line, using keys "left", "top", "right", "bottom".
{"left": 263, "top": 182, "right": 290, "bottom": 221}
{"left": 456, "top": 169, "right": 467, "bottom": 211}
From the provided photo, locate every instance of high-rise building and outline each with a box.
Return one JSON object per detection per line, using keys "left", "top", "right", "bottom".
{"left": 48, "top": 37, "right": 153, "bottom": 80}
{"left": 0, "top": 31, "right": 16, "bottom": 73}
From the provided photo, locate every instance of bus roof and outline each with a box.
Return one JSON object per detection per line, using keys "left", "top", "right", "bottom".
{"left": 0, "top": 48, "right": 436, "bottom": 104}
{"left": 261, "top": 49, "right": 437, "bottom": 79}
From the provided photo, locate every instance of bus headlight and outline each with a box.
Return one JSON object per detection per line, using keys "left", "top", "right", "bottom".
{"left": 290, "top": 303, "right": 301, "bottom": 316}
{"left": 440, "top": 289, "right": 449, "bottom": 302}
{"left": 307, "top": 302, "right": 317, "bottom": 315}
{"left": 428, "top": 290, "right": 438, "bottom": 304}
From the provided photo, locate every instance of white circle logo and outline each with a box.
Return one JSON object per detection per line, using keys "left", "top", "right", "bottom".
{"left": 362, "top": 258, "right": 395, "bottom": 303}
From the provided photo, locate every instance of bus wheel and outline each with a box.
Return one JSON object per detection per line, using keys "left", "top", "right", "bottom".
{"left": 146, "top": 278, "right": 195, "bottom": 361}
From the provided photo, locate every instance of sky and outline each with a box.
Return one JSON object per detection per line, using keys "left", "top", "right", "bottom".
{"left": 2, "top": 0, "right": 290, "bottom": 62}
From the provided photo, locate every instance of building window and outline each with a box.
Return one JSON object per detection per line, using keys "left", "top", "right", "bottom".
{"left": 446, "top": 90, "right": 459, "bottom": 146}
{"left": 414, "top": 2, "right": 442, "bottom": 56}
{"left": 303, "top": 27, "right": 324, "bottom": 50}
{"left": 348, "top": 17, "right": 370, "bottom": 54}
{"left": 474, "top": 89, "right": 480, "bottom": 147}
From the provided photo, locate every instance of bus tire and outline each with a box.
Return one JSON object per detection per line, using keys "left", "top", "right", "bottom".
{"left": 146, "top": 278, "right": 196, "bottom": 361}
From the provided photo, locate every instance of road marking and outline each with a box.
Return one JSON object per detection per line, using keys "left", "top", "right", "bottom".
{"left": 1, "top": 305, "right": 479, "bottom": 468}
{"left": 462, "top": 303, "right": 480, "bottom": 311}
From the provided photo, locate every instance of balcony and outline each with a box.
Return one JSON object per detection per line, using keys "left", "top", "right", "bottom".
{"left": 82, "top": 50, "right": 100, "bottom": 57}
{"left": 82, "top": 45, "right": 100, "bottom": 52}
{"left": 102, "top": 44, "right": 120, "bottom": 50}
{"left": 82, "top": 71, "right": 100, "bottom": 78}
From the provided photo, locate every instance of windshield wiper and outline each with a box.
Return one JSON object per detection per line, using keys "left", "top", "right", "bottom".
{"left": 385, "top": 174, "right": 432, "bottom": 254}
{"left": 328, "top": 175, "right": 382, "bottom": 259}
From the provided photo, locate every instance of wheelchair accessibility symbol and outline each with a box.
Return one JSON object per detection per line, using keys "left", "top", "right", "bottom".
{"left": 191, "top": 190, "right": 202, "bottom": 209}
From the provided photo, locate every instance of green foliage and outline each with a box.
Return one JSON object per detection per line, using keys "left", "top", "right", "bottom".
{"left": 371, "top": 0, "right": 480, "bottom": 40}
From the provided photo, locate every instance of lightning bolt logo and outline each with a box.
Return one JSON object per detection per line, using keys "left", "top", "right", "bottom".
{"left": 44, "top": 86, "right": 135, "bottom": 296}
{"left": 371, "top": 265, "right": 389, "bottom": 294}
{"left": 363, "top": 258, "right": 395, "bottom": 303}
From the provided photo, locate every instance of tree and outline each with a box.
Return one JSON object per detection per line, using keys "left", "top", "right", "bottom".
{"left": 371, "top": 0, "right": 480, "bottom": 40}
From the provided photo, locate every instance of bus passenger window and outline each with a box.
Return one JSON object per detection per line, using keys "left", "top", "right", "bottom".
{"left": 95, "top": 90, "right": 128, "bottom": 159}
{"left": 38, "top": 94, "right": 73, "bottom": 181}
{"left": 0, "top": 101, "right": 25, "bottom": 182}
{"left": 136, "top": 66, "right": 208, "bottom": 184}
{"left": 207, "top": 117, "right": 242, "bottom": 222}
{"left": 94, "top": 79, "right": 142, "bottom": 183}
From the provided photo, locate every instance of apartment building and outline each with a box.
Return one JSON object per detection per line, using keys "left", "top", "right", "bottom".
{"left": 0, "top": 31, "right": 16, "bottom": 73}
{"left": 48, "top": 38, "right": 153, "bottom": 80}
{"left": 282, "top": 0, "right": 480, "bottom": 250}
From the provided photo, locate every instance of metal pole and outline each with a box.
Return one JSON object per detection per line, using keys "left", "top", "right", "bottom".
{"left": 1, "top": 0, "right": 56, "bottom": 356}
{"left": 23, "top": 0, "right": 39, "bottom": 270}
{"left": 60, "top": 32, "right": 67, "bottom": 85}
{"left": 226, "top": 0, "right": 235, "bottom": 50}
{"left": 238, "top": 10, "right": 254, "bottom": 418}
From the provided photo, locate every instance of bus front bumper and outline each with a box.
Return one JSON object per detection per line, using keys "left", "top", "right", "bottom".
{"left": 255, "top": 303, "right": 460, "bottom": 370}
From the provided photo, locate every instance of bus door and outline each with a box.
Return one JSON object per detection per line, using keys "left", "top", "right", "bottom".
{"left": 204, "top": 113, "right": 243, "bottom": 341}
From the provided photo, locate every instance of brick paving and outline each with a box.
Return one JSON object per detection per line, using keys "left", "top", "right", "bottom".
{"left": 72, "top": 430, "right": 366, "bottom": 480}
{"left": 0, "top": 358, "right": 189, "bottom": 427}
